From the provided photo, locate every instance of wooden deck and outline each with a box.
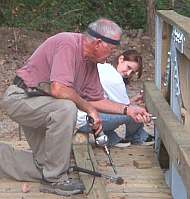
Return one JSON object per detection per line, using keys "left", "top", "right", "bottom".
{"left": 96, "top": 145, "right": 172, "bottom": 199}
{"left": 0, "top": 141, "right": 172, "bottom": 199}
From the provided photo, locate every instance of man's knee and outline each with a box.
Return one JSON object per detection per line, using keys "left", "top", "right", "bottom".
{"left": 59, "top": 100, "right": 77, "bottom": 120}
{"left": 62, "top": 100, "right": 77, "bottom": 114}
{"left": 47, "top": 99, "right": 77, "bottom": 123}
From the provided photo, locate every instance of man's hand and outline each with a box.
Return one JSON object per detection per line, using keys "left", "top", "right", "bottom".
{"left": 87, "top": 109, "right": 103, "bottom": 136}
{"left": 126, "top": 105, "right": 150, "bottom": 123}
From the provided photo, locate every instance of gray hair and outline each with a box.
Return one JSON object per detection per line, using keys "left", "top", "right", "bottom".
{"left": 86, "top": 18, "right": 122, "bottom": 40}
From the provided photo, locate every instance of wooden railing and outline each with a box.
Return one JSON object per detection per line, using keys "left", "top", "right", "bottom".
{"left": 144, "top": 10, "right": 190, "bottom": 199}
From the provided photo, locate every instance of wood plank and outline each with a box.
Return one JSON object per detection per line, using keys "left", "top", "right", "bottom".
{"left": 97, "top": 158, "right": 158, "bottom": 168}
{"left": 106, "top": 181, "right": 171, "bottom": 193}
{"left": 157, "top": 10, "right": 190, "bottom": 60}
{"left": 181, "top": 108, "right": 190, "bottom": 131}
{"left": 0, "top": 181, "right": 39, "bottom": 193}
{"left": 133, "top": 160, "right": 153, "bottom": 169}
{"left": 144, "top": 81, "right": 190, "bottom": 195}
{"left": 105, "top": 174, "right": 169, "bottom": 192}
{"left": 0, "top": 192, "right": 84, "bottom": 199}
{"left": 94, "top": 152, "right": 155, "bottom": 160}
{"left": 178, "top": 53, "right": 190, "bottom": 131}
{"left": 73, "top": 143, "right": 109, "bottom": 199}
{"left": 109, "top": 192, "right": 172, "bottom": 199}
{"left": 178, "top": 53, "right": 190, "bottom": 112}
{"left": 98, "top": 166, "right": 164, "bottom": 177}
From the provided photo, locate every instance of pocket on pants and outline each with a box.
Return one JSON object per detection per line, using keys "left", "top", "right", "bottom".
{"left": 2, "top": 86, "right": 30, "bottom": 118}
{"left": 5, "top": 85, "right": 26, "bottom": 98}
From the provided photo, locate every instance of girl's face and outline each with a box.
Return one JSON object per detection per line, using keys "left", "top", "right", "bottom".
{"left": 116, "top": 55, "right": 139, "bottom": 78}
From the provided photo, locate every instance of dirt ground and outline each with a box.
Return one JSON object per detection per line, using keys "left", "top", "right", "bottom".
{"left": 0, "top": 27, "right": 155, "bottom": 140}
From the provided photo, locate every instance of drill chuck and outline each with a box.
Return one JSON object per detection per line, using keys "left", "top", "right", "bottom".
{"left": 86, "top": 115, "right": 108, "bottom": 146}
{"left": 95, "top": 131, "right": 108, "bottom": 146}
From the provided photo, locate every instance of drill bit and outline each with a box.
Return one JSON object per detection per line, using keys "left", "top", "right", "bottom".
{"left": 104, "top": 146, "right": 117, "bottom": 175}
{"left": 149, "top": 114, "right": 157, "bottom": 120}
{"left": 151, "top": 116, "right": 157, "bottom": 120}
{"left": 86, "top": 115, "right": 117, "bottom": 174}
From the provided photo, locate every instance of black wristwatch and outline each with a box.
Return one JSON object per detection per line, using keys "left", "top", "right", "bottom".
{"left": 123, "top": 105, "right": 129, "bottom": 115}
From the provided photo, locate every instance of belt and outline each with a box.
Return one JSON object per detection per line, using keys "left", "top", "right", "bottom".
{"left": 13, "top": 76, "right": 28, "bottom": 90}
{"left": 13, "top": 76, "right": 50, "bottom": 97}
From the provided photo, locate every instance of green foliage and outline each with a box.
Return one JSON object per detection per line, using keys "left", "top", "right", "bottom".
{"left": 156, "top": 0, "right": 171, "bottom": 9}
{"left": 174, "top": 0, "right": 190, "bottom": 17}
{"left": 0, "top": 0, "right": 146, "bottom": 33}
{"left": 156, "top": 0, "right": 190, "bottom": 17}
{"left": 1, "top": 0, "right": 189, "bottom": 33}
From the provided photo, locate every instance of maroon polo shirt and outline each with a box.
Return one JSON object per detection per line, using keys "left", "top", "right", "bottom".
{"left": 16, "top": 32, "right": 104, "bottom": 101}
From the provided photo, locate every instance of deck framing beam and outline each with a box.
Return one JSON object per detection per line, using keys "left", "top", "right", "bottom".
{"left": 144, "top": 81, "right": 190, "bottom": 196}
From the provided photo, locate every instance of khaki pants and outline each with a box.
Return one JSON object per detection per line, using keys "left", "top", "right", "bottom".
{"left": 1, "top": 85, "right": 77, "bottom": 182}
{"left": 0, "top": 143, "right": 41, "bottom": 181}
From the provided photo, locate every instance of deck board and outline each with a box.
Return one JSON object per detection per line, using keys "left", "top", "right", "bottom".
{"left": 94, "top": 145, "right": 172, "bottom": 198}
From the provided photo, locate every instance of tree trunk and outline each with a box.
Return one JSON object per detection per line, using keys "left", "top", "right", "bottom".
{"left": 146, "top": 0, "right": 156, "bottom": 41}
{"left": 0, "top": 8, "right": 5, "bottom": 25}
{"left": 169, "top": 0, "right": 175, "bottom": 9}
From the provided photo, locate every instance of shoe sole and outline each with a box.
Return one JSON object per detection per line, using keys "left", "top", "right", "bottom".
{"left": 141, "top": 141, "right": 154, "bottom": 146}
{"left": 39, "top": 185, "right": 83, "bottom": 196}
{"left": 114, "top": 142, "right": 131, "bottom": 148}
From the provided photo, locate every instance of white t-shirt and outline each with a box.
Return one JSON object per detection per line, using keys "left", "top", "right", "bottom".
{"left": 77, "top": 63, "right": 130, "bottom": 127}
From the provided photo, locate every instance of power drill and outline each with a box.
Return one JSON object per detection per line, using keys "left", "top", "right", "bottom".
{"left": 86, "top": 115, "right": 108, "bottom": 147}
{"left": 86, "top": 115, "right": 117, "bottom": 174}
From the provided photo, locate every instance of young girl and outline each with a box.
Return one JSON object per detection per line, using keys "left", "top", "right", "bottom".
{"left": 98, "top": 49, "right": 143, "bottom": 106}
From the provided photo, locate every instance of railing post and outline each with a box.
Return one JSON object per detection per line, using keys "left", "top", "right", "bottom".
{"left": 155, "top": 15, "right": 162, "bottom": 89}
{"left": 169, "top": 26, "right": 187, "bottom": 199}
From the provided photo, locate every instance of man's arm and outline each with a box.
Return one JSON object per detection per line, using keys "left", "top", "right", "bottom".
{"left": 90, "top": 98, "right": 150, "bottom": 123}
{"left": 50, "top": 82, "right": 150, "bottom": 130}
{"left": 50, "top": 81, "right": 102, "bottom": 134}
{"left": 90, "top": 99, "right": 124, "bottom": 114}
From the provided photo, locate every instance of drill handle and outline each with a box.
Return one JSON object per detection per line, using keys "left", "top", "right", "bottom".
{"left": 86, "top": 115, "right": 97, "bottom": 136}
{"left": 86, "top": 115, "right": 94, "bottom": 125}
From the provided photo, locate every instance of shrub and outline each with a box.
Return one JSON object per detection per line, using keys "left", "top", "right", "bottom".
{"left": 0, "top": 0, "right": 146, "bottom": 33}
{"left": 0, "top": 0, "right": 189, "bottom": 33}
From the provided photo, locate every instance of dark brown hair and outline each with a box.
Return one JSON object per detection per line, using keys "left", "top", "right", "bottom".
{"left": 112, "top": 49, "right": 143, "bottom": 79}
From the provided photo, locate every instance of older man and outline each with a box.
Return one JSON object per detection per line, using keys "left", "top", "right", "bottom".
{"left": 1, "top": 18, "right": 150, "bottom": 196}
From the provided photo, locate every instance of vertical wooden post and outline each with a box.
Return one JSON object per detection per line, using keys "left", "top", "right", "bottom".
{"left": 161, "top": 22, "right": 172, "bottom": 98}
{"left": 168, "top": 0, "right": 175, "bottom": 9}
{"left": 155, "top": 14, "right": 170, "bottom": 169}
{"left": 178, "top": 55, "right": 190, "bottom": 131}
{"left": 155, "top": 15, "right": 163, "bottom": 89}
